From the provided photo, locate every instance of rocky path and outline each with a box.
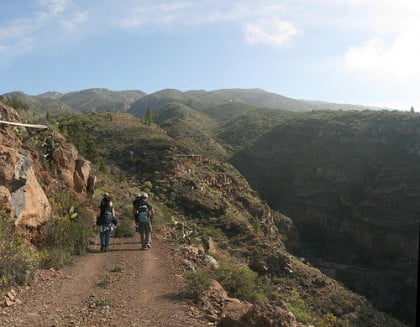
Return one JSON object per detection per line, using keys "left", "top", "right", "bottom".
{"left": 1, "top": 234, "right": 208, "bottom": 327}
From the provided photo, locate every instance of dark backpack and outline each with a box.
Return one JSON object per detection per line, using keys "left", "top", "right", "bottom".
{"left": 98, "top": 204, "right": 113, "bottom": 226}
{"left": 102, "top": 210, "right": 113, "bottom": 225}
{"left": 137, "top": 203, "right": 149, "bottom": 223}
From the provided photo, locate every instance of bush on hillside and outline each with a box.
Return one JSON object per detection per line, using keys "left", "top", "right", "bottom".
{"left": 41, "top": 215, "right": 92, "bottom": 269}
{"left": 213, "top": 255, "right": 268, "bottom": 302}
{"left": 113, "top": 217, "right": 134, "bottom": 238}
{"left": 59, "top": 119, "right": 99, "bottom": 163}
{"left": 0, "top": 214, "right": 39, "bottom": 293}
{"left": 183, "top": 270, "right": 212, "bottom": 300}
{"left": 41, "top": 193, "right": 93, "bottom": 269}
{"left": 3, "top": 95, "right": 30, "bottom": 112}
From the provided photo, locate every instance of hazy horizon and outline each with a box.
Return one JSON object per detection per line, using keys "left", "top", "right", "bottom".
{"left": 2, "top": 86, "right": 401, "bottom": 111}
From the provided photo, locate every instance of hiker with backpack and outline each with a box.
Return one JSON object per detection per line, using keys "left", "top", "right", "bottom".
{"left": 96, "top": 193, "right": 118, "bottom": 251}
{"left": 133, "top": 192, "right": 154, "bottom": 250}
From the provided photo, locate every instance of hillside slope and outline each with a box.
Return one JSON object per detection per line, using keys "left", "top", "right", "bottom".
{"left": 68, "top": 112, "right": 406, "bottom": 327}
{"left": 1, "top": 100, "right": 409, "bottom": 326}
{"left": 59, "top": 88, "right": 146, "bottom": 112}
{"left": 1, "top": 89, "right": 146, "bottom": 115}
{"left": 231, "top": 110, "right": 419, "bottom": 325}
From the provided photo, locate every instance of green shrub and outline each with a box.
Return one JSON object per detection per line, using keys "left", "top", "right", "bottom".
{"left": 0, "top": 216, "right": 39, "bottom": 293}
{"left": 110, "top": 265, "right": 124, "bottom": 273}
{"left": 213, "top": 256, "right": 268, "bottom": 302}
{"left": 41, "top": 216, "right": 92, "bottom": 269}
{"left": 95, "top": 296, "right": 112, "bottom": 307}
{"left": 183, "top": 270, "right": 212, "bottom": 300}
{"left": 143, "top": 180, "right": 153, "bottom": 192}
{"left": 203, "top": 227, "right": 225, "bottom": 239}
{"left": 283, "top": 288, "right": 310, "bottom": 323}
{"left": 40, "top": 191, "right": 93, "bottom": 269}
{"left": 113, "top": 218, "right": 134, "bottom": 238}
{"left": 97, "top": 274, "right": 111, "bottom": 288}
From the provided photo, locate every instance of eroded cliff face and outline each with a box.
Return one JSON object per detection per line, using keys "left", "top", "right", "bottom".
{"left": 0, "top": 103, "right": 92, "bottom": 232}
{"left": 231, "top": 111, "right": 420, "bottom": 325}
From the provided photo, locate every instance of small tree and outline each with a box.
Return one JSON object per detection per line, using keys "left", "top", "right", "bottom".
{"left": 410, "top": 106, "right": 415, "bottom": 113}
{"left": 143, "top": 109, "right": 154, "bottom": 125}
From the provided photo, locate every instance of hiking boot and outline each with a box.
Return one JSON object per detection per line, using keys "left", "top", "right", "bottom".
{"left": 146, "top": 243, "right": 151, "bottom": 249}
{"left": 100, "top": 246, "right": 104, "bottom": 251}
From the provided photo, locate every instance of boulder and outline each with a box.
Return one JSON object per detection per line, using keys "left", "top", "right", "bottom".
{"left": 0, "top": 145, "right": 20, "bottom": 185}
{"left": 205, "top": 255, "right": 220, "bottom": 269}
{"left": 220, "top": 302, "right": 253, "bottom": 327}
{"left": 51, "top": 143, "right": 78, "bottom": 188}
{"left": 0, "top": 145, "right": 51, "bottom": 227}
{"left": 16, "top": 166, "right": 51, "bottom": 227}
{"left": 241, "top": 301, "right": 298, "bottom": 327}
{"left": 73, "top": 159, "right": 91, "bottom": 193}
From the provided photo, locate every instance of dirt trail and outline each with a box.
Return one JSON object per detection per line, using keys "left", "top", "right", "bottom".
{"left": 1, "top": 234, "right": 208, "bottom": 327}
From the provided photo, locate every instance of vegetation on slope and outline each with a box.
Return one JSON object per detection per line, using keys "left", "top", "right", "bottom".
{"left": 1, "top": 95, "right": 410, "bottom": 326}
{"left": 58, "top": 111, "right": 406, "bottom": 327}
{"left": 231, "top": 109, "right": 419, "bottom": 325}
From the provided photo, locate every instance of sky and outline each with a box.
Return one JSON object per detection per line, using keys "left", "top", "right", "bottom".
{"left": 0, "top": 0, "right": 419, "bottom": 110}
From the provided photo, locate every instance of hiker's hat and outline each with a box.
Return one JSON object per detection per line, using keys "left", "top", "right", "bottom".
{"left": 142, "top": 192, "right": 148, "bottom": 198}
{"left": 103, "top": 192, "right": 109, "bottom": 197}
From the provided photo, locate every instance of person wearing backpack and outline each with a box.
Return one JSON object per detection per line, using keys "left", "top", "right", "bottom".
{"left": 132, "top": 192, "right": 154, "bottom": 250}
{"left": 96, "top": 193, "right": 118, "bottom": 251}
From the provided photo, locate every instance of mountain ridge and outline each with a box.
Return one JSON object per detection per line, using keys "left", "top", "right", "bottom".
{"left": 2, "top": 88, "right": 395, "bottom": 117}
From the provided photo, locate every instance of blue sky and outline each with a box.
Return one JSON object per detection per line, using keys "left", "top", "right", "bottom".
{"left": 0, "top": 0, "right": 419, "bottom": 110}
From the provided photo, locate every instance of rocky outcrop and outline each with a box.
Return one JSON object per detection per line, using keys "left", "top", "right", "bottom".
{"left": 237, "top": 301, "right": 297, "bottom": 327}
{"left": 51, "top": 141, "right": 78, "bottom": 188}
{"left": 74, "top": 159, "right": 91, "bottom": 193}
{"left": 0, "top": 145, "right": 51, "bottom": 227}
{"left": 0, "top": 103, "right": 93, "bottom": 229}
{"left": 0, "top": 104, "right": 22, "bottom": 149}
{"left": 232, "top": 110, "right": 420, "bottom": 325}
{"left": 199, "top": 280, "right": 298, "bottom": 327}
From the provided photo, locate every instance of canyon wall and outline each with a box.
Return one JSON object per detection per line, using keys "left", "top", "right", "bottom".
{"left": 231, "top": 111, "right": 419, "bottom": 325}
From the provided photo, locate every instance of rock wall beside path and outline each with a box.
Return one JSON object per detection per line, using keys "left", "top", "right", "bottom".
{"left": 0, "top": 103, "right": 92, "bottom": 229}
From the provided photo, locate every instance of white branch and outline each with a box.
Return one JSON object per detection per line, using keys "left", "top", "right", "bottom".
{"left": 0, "top": 120, "right": 48, "bottom": 129}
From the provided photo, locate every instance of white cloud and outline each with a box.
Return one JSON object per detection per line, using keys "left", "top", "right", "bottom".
{"left": 115, "top": 1, "right": 299, "bottom": 47}
{"left": 339, "top": 1, "right": 420, "bottom": 91}
{"left": 38, "top": 0, "right": 72, "bottom": 15}
{"left": 0, "top": 20, "right": 34, "bottom": 68}
{"left": 0, "top": 0, "right": 89, "bottom": 69}
{"left": 244, "top": 18, "right": 298, "bottom": 47}
{"left": 61, "top": 10, "right": 89, "bottom": 31}
{"left": 117, "top": 1, "right": 194, "bottom": 28}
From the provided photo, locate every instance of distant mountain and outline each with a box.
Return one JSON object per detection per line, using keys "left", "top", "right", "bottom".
{"left": 186, "top": 88, "right": 316, "bottom": 112}
{"left": 128, "top": 88, "right": 207, "bottom": 117}
{"left": 130, "top": 88, "right": 392, "bottom": 118}
{"left": 301, "top": 99, "right": 392, "bottom": 111}
{"left": 38, "top": 91, "right": 64, "bottom": 100}
{"left": 3, "top": 87, "right": 393, "bottom": 117}
{"left": 2, "top": 91, "right": 72, "bottom": 113}
{"left": 59, "top": 88, "right": 146, "bottom": 112}
{"left": 1, "top": 88, "right": 146, "bottom": 114}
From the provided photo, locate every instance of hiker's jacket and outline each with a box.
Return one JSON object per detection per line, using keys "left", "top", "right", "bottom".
{"left": 133, "top": 199, "right": 153, "bottom": 223}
